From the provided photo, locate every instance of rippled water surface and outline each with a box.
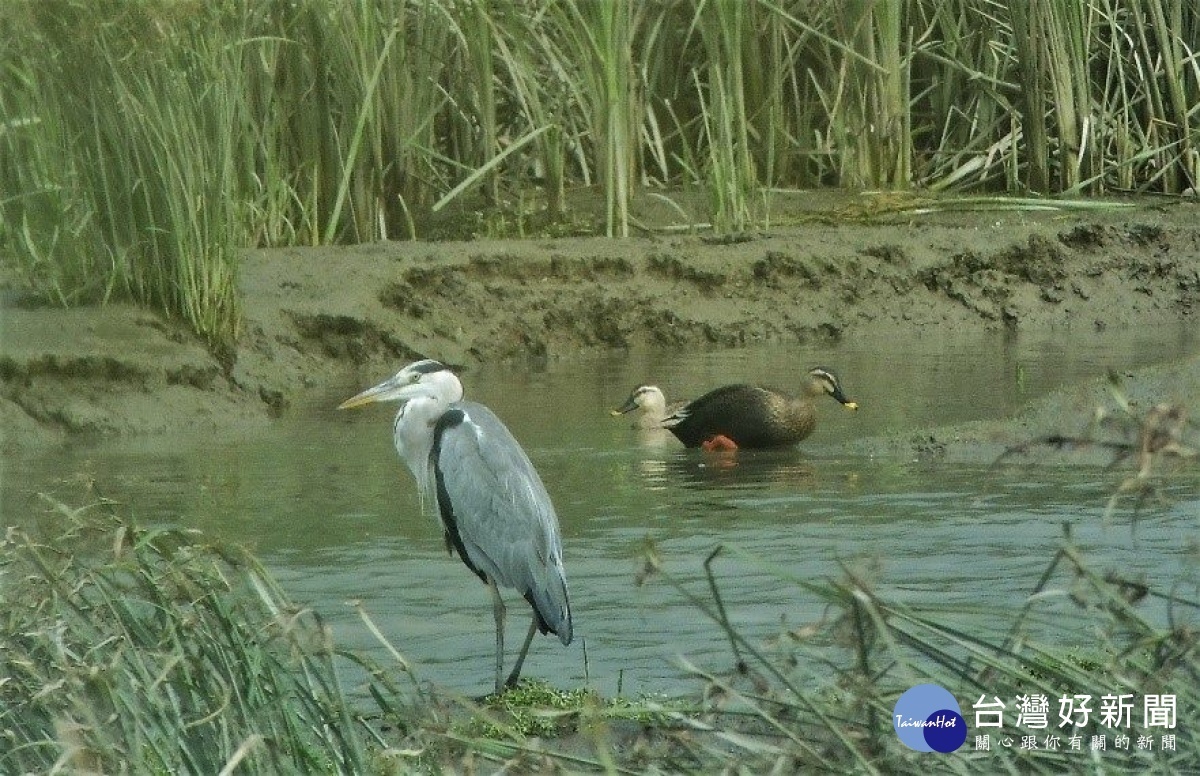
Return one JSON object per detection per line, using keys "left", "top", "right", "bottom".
{"left": 5, "top": 326, "right": 1199, "bottom": 697}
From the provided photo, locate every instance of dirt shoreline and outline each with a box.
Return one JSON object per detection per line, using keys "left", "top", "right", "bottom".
{"left": 3, "top": 203, "right": 1199, "bottom": 453}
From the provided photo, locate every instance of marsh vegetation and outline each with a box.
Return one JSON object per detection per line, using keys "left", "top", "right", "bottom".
{"left": 2, "top": 5, "right": 1198, "bottom": 770}
{"left": 3, "top": 0, "right": 1198, "bottom": 348}
{"left": 3, "top": 482, "right": 1196, "bottom": 773}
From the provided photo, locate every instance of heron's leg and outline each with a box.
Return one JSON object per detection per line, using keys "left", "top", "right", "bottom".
{"left": 488, "top": 579, "right": 506, "bottom": 694}
{"left": 504, "top": 615, "right": 539, "bottom": 689}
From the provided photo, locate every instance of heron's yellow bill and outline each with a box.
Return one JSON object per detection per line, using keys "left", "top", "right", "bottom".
{"left": 337, "top": 380, "right": 398, "bottom": 409}
{"left": 337, "top": 371, "right": 414, "bottom": 409}
{"left": 843, "top": 401, "right": 859, "bottom": 411}
{"left": 337, "top": 393, "right": 378, "bottom": 410}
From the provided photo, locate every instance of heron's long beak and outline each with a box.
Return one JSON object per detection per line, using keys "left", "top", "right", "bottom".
{"left": 338, "top": 375, "right": 421, "bottom": 409}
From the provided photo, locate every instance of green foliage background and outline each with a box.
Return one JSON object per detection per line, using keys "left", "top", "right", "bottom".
{"left": 2, "top": 0, "right": 1198, "bottom": 348}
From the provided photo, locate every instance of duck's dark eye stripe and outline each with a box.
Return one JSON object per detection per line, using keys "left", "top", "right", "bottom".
{"left": 810, "top": 367, "right": 838, "bottom": 386}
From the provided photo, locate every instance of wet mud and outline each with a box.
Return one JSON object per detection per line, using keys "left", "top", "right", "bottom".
{"left": 3, "top": 203, "right": 1199, "bottom": 453}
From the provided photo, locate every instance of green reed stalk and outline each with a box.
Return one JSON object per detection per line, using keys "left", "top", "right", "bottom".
{"left": 1040, "top": 0, "right": 1092, "bottom": 192}
{"left": 873, "top": 0, "right": 912, "bottom": 187}
{"left": 323, "top": 18, "right": 401, "bottom": 244}
{"left": 462, "top": 0, "right": 501, "bottom": 207}
{"left": 1007, "top": 1, "right": 1049, "bottom": 193}
{"left": 835, "top": 0, "right": 910, "bottom": 188}
{"left": 693, "top": 0, "right": 757, "bottom": 231}
{"left": 549, "top": 0, "right": 638, "bottom": 237}
{"left": 1132, "top": 0, "right": 1199, "bottom": 193}
{"left": 751, "top": 3, "right": 787, "bottom": 195}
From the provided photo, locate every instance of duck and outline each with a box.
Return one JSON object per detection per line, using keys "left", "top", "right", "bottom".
{"left": 661, "top": 367, "right": 858, "bottom": 450}
{"left": 610, "top": 385, "right": 685, "bottom": 429}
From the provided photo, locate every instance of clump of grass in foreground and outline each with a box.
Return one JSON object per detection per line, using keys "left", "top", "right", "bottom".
{"left": 638, "top": 536, "right": 1198, "bottom": 773}
{"left": 450, "top": 677, "right": 681, "bottom": 740}
{"left": 0, "top": 498, "right": 683, "bottom": 774}
{"left": 6, "top": 494, "right": 1194, "bottom": 772}
{"left": 0, "top": 497, "right": 409, "bottom": 774}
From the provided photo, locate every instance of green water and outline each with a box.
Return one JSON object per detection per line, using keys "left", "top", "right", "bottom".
{"left": 4, "top": 326, "right": 1198, "bottom": 697}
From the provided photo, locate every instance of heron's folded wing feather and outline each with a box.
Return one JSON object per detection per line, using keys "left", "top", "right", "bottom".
{"left": 436, "top": 403, "right": 572, "bottom": 643}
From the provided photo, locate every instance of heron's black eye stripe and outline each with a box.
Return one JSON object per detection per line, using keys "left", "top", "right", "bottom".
{"left": 411, "top": 359, "right": 446, "bottom": 375}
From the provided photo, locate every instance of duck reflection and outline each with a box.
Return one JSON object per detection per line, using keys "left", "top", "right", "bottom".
{"left": 632, "top": 447, "right": 819, "bottom": 492}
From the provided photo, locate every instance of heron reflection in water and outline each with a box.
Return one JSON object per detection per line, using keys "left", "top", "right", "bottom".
{"left": 339, "top": 359, "right": 572, "bottom": 694}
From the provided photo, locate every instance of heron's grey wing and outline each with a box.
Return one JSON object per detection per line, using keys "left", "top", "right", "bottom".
{"left": 433, "top": 402, "right": 572, "bottom": 644}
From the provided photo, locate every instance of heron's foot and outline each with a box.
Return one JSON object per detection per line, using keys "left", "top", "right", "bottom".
{"left": 473, "top": 677, "right": 521, "bottom": 703}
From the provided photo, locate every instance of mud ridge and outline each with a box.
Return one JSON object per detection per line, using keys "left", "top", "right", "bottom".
{"left": 3, "top": 206, "right": 1199, "bottom": 446}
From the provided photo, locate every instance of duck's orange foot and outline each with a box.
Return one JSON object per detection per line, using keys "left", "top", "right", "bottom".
{"left": 701, "top": 434, "right": 739, "bottom": 452}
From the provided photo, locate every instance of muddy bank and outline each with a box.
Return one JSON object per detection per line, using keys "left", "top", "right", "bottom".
{"left": 3, "top": 203, "right": 1200, "bottom": 451}
{"left": 847, "top": 350, "right": 1200, "bottom": 465}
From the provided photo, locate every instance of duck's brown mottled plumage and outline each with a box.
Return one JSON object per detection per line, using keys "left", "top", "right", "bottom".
{"left": 662, "top": 367, "right": 857, "bottom": 449}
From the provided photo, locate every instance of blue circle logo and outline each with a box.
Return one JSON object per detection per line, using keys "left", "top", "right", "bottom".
{"left": 893, "top": 683, "right": 967, "bottom": 753}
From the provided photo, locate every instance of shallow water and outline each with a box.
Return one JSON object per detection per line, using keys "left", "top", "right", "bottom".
{"left": 5, "top": 325, "right": 1199, "bottom": 697}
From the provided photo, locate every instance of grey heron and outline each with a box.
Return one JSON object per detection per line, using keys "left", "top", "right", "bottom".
{"left": 661, "top": 367, "right": 858, "bottom": 450}
{"left": 338, "top": 359, "right": 572, "bottom": 694}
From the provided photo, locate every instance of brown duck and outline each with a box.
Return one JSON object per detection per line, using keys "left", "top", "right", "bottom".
{"left": 661, "top": 367, "right": 858, "bottom": 450}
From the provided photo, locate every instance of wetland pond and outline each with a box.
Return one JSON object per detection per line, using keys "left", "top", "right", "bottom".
{"left": 6, "top": 325, "right": 1199, "bottom": 698}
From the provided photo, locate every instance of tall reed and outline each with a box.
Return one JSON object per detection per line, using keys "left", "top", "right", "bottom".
{"left": 694, "top": 0, "right": 758, "bottom": 231}
{"left": 0, "top": 2, "right": 245, "bottom": 350}
{"left": 545, "top": 0, "right": 640, "bottom": 237}
{"left": 2, "top": 0, "right": 1198, "bottom": 346}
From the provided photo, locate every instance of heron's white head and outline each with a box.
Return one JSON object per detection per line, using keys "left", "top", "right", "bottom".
{"left": 338, "top": 359, "right": 464, "bottom": 409}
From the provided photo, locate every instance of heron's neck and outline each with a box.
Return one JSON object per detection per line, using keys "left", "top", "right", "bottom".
{"left": 427, "top": 370, "right": 465, "bottom": 402}
{"left": 393, "top": 395, "right": 448, "bottom": 498}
